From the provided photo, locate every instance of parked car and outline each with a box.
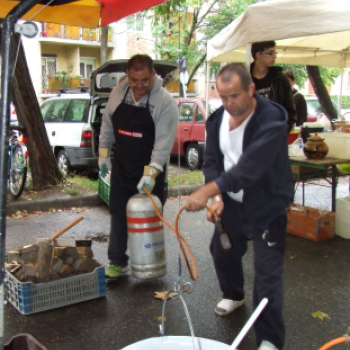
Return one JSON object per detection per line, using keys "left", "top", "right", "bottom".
{"left": 172, "top": 98, "right": 222, "bottom": 170}
{"left": 40, "top": 60, "right": 178, "bottom": 176}
{"left": 305, "top": 97, "right": 340, "bottom": 122}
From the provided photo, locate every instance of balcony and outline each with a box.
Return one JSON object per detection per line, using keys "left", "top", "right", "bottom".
{"left": 40, "top": 23, "right": 115, "bottom": 46}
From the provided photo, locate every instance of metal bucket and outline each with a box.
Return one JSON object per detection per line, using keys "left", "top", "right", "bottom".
{"left": 126, "top": 193, "right": 166, "bottom": 279}
{"left": 121, "top": 336, "right": 230, "bottom": 350}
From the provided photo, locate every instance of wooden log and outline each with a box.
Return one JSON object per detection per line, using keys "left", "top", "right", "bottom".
{"left": 60, "top": 265, "right": 73, "bottom": 275}
{"left": 63, "top": 255, "right": 74, "bottom": 265}
{"left": 76, "top": 246, "right": 93, "bottom": 257}
{"left": 53, "top": 247, "right": 66, "bottom": 257}
{"left": 6, "top": 250, "right": 23, "bottom": 264}
{"left": 75, "top": 256, "right": 91, "bottom": 272}
{"left": 51, "top": 257, "right": 63, "bottom": 273}
{"left": 36, "top": 241, "right": 54, "bottom": 283}
{"left": 18, "top": 245, "right": 39, "bottom": 264}
{"left": 72, "top": 256, "right": 84, "bottom": 272}
{"left": 36, "top": 216, "right": 83, "bottom": 283}
{"left": 64, "top": 247, "right": 79, "bottom": 258}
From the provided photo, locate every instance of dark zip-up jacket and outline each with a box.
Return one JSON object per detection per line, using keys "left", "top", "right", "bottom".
{"left": 203, "top": 93, "right": 295, "bottom": 229}
{"left": 250, "top": 63, "right": 297, "bottom": 132}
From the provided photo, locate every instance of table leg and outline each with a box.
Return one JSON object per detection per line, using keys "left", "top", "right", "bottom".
{"left": 332, "top": 165, "right": 336, "bottom": 212}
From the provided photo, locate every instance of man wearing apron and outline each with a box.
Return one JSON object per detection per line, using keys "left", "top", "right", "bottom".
{"left": 99, "top": 54, "right": 178, "bottom": 278}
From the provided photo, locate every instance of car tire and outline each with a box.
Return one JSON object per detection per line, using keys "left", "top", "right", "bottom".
{"left": 185, "top": 143, "right": 202, "bottom": 170}
{"left": 57, "top": 150, "right": 71, "bottom": 176}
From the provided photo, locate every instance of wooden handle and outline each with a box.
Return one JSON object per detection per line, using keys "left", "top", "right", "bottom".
{"left": 50, "top": 216, "right": 84, "bottom": 241}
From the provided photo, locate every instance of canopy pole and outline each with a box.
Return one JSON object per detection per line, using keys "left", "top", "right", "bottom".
{"left": 0, "top": 1, "right": 42, "bottom": 348}
{"left": 338, "top": 52, "right": 345, "bottom": 119}
{"left": 206, "top": 61, "right": 210, "bottom": 117}
{"left": 245, "top": 43, "right": 252, "bottom": 69}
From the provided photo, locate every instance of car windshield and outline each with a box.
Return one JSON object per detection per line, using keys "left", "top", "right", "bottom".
{"left": 202, "top": 99, "right": 223, "bottom": 114}
{"left": 306, "top": 99, "right": 339, "bottom": 115}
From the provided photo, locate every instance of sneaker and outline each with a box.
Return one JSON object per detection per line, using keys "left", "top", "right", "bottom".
{"left": 215, "top": 298, "right": 245, "bottom": 316}
{"left": 258, "top": 340, "right": 278, "bottom": 350}
{"left": 105, "top": 264, "right": 128, "bottom": 278}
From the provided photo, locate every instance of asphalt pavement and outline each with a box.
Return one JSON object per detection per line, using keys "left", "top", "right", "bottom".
{"left": 3, "top": 178, "right": 350, "bottom": 350}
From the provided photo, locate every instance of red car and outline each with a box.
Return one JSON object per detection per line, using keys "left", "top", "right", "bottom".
{"left": 171, "top": 98, "right": 222, "bottom": 170}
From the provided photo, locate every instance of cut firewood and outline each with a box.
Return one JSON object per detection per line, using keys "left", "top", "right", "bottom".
{"left": 53, "top": 247, "right": 66, "bottom": 257}
{"left": 72, "top": 256, "right": 84, "bottom": 271}
{"left": 19, "top": 245, "right": 39, "bottom": 264}
{"left": 36, "top": 241, "right": 54, "bottom": 283}
{"left": 51, "top": 258, "right": 63, "bottom": 273}
{"left": 60, "top": 265, "right": 73, "bottom": 275}
{"left": 63, "top": 255, "right": 74, "bottom": 265}
{"left": 36, "top": 216, "right": 84, "bottom": 283}
{"left": 64, "top": 247, "right": 79, "bottom": 259}
{"left": 76, "top": 256, "right": 91, "bottom": 272}
{"left": 76, "top": 246, "right": 93, "bottom": 257}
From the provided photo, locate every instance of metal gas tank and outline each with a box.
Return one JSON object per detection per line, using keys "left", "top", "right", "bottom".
{"left": 126, "top": 193, "right": 166, "bottom": 279}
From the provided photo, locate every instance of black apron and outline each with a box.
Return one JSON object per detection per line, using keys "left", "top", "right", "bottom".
{"left": 109, "top": 87, "right": 165, "bottom": 213}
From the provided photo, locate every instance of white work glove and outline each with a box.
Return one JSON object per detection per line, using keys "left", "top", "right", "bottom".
{"left": 137, "top": 163, "right": 163, "bottom": 193}
{"left": 98, "top": 148, "right": 111, "bottom": 176}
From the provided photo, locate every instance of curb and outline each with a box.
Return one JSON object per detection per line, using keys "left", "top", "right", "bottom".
{"left": 6, "top": 184, "right": 202, "bottom": 215}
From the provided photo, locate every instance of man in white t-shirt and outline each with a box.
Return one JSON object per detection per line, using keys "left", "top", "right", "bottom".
{"left": 184, "top": 63, "right": 294, "bottom": 350}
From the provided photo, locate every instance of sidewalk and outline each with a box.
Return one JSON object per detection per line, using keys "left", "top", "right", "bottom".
{"left": 6, "top": 184, "right": 203, "bottom": 216}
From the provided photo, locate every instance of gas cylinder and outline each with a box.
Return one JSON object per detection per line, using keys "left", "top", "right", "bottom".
{"left": 126, "top": 193, "right": 166, "bottom": 279}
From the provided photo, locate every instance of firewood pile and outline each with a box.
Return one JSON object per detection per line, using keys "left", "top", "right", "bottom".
{"left": 6, "top": 238, "right": 101, "bottom": 284}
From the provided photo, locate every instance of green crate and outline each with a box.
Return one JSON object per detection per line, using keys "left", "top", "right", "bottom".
{"left": 98, "top": 174, "right": 110, "bottom": 205}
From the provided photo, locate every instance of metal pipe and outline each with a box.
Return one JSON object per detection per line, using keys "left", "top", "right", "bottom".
{"left": 0, "top": 1, "right": 42, "bottom": 347}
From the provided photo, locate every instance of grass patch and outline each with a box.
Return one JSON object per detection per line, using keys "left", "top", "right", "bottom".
{"left": 64, "top": 170, "right": 203, "bottom": 194}
{"left": 168, "top": 170, "right": 204, "bottom": 186}
{"left": 67, "top": 174, "right": 99, "bottom": 193}
{"left": 63, "top": 188, "right": 82, "bottom": 196}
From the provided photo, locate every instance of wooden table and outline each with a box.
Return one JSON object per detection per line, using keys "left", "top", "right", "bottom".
{"left": 289, "top": 156, "right": 350, "bottom": 211}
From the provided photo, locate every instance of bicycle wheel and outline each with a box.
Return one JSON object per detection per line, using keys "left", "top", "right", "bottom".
{"left": 9, "top": 144, "right": 27, "bottom": 199}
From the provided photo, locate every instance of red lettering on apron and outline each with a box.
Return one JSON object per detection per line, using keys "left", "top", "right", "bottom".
{"left": 118, "top": 129, "right": 143, "bottom": 138}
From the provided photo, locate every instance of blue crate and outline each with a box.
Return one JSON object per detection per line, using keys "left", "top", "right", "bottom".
{"left": 5, "top": 266, "right": 106, "bottom": 315}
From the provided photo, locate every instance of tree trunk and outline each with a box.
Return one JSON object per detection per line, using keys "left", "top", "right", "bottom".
{"left": 100, "top": 26, "right": 108, "bottom": 65}
{"left": 3, "top": 32, "right": 63, "bottom": 190}
{"left": 306, "top": 65, "right": 337, "bottom": 122}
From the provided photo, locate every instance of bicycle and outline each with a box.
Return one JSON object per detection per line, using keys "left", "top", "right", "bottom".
{"left": 8, "top": 124, "right": 28, "bottom": 199}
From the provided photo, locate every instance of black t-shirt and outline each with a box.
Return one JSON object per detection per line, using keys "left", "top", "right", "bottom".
{"left": 252, "top": 70, "right": 275, "bottom": 100}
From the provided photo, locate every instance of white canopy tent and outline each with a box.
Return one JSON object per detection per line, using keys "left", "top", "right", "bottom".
{"left": 206, "top": 0, "right": 350, "bottom": 111}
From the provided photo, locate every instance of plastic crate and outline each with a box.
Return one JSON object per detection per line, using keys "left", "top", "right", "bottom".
{"left": 98, "top": 174, "right": 110, "bottom": 205}
{"left": 5, "top": 266, "right": 106, "bottom": 315}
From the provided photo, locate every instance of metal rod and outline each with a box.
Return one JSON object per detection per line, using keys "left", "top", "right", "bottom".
{"left": 0, "top": 1, "right": 42, "bottom": 348}
{"left": 229, "top": 298, "right": 268, "bottom": 350}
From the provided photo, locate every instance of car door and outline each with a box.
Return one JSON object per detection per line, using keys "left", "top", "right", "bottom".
{"left": 190, "top": 102, "right": 206, "bottom": 143}
{"left": 172, "top": 102, "right": 196, "bottom": 155}
{"left": 60, "top": 99, "right": 90, "bottom": 148}
{"left": 41, "top": 99, "right": 70, "bottom": 147}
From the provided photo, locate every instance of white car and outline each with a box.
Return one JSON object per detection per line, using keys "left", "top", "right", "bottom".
{"left": 40, "top": 92, "right": 98, "bottom": 175}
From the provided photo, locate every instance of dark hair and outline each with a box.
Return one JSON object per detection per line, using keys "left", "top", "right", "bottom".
{"left": 217, "top": 63, "right": 252, "bottom": 91}
{"left": 251, "top": 41, "right": 276, "bottom": 60}
{"left": 284, "top": 69, "right": 295, "bottom": 81}
{"left": 127, "top": 54, "right": 154, "bottom": 74}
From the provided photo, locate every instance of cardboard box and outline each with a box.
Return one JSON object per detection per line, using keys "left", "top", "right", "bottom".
{"left": 318, "top": 132, "right": 350, "bottom": 159}
{"left": 287, "top": 205, "right": 335, "bottom": 241}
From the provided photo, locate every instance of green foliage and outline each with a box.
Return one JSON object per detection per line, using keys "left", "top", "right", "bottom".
{"left": 277, "top": 64, "right": 342, "bottom": 89}
{"left": 150, "top": 0, "right": 259, "bottom": 81}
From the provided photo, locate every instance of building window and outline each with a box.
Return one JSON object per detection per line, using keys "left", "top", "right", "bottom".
{"left": 42, "top": 55, "right": 56, "bottom": 90}
{"left": 126, "top": 14, "right": 144, "bottom": 32}
{"left": 80, "top": 58, "right": 95, "bottom": 79}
